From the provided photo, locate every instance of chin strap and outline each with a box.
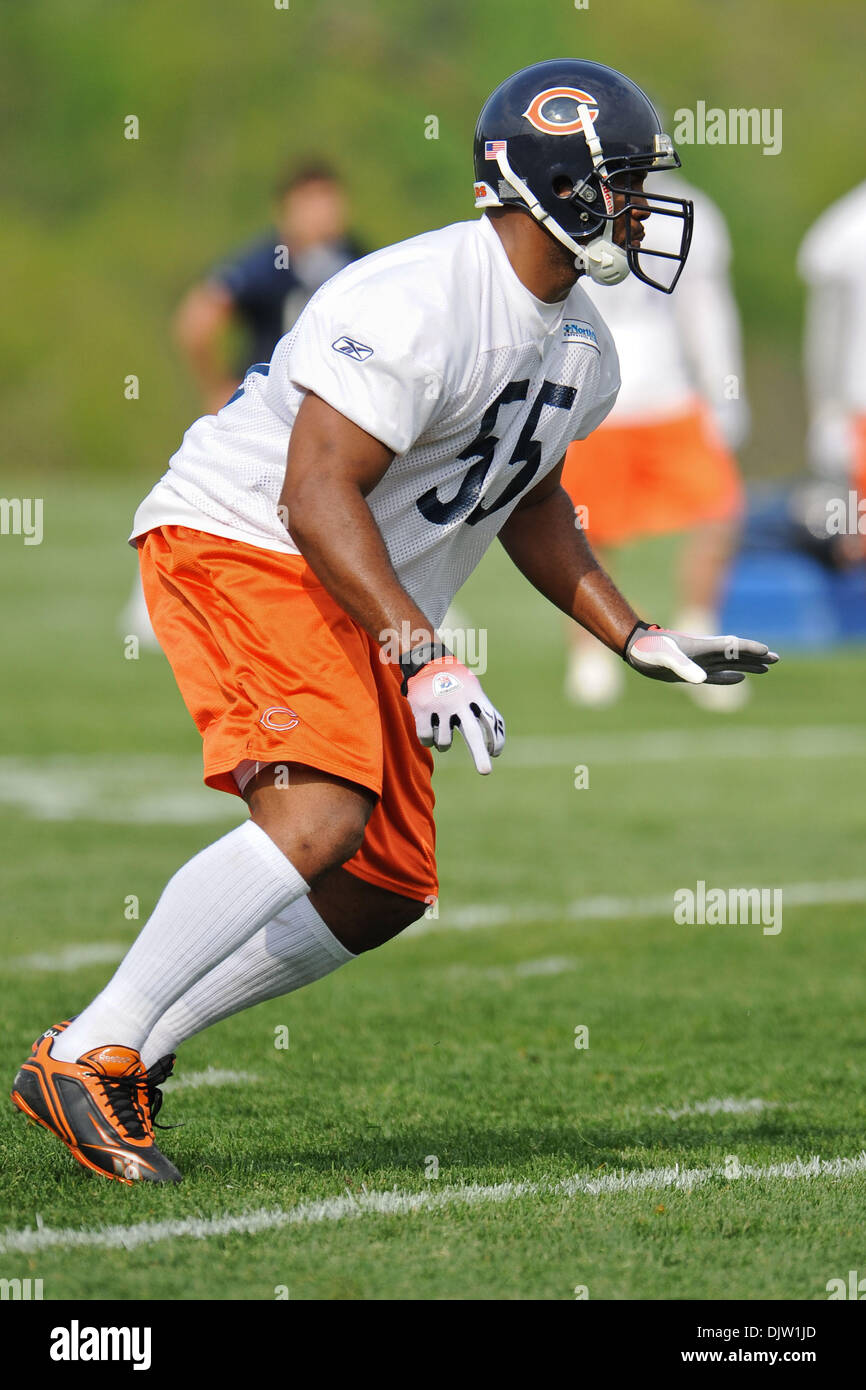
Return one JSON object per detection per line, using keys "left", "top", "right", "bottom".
{"left": 489, "top": 113, "right": 629, "bottom": 288}
{"left": 572, "top": 104, "right": 629, "bottom": 285}
{"left": 578, "top": 233, "right": 629, "bottom": 286}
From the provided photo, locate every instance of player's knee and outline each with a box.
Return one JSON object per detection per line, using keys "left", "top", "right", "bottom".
{"left": 254, "top": 804, "right": 369, "bottom": 884}
{"left": 305, "top": 814, "right": 369, "bottom": 884}
{"left": 246, "top": 765, "right": 375, "bottom": 884}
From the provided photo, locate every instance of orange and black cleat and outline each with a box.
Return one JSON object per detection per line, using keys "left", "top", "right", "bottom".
{"left": 10, "top": 1025, "right": 182, "bottom": 1184}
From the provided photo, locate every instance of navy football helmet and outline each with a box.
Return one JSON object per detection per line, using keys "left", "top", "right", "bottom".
{"left": 473, "top": 59, "right": 693, "bottom": 293}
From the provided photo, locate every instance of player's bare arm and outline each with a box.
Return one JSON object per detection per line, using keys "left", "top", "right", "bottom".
{"left": 499, "top": 462, "right": 641, "bottom": 652}
{"left": 279, "top": 391, "right": 437, "bottom": 650}
{"left": 280, "top": 391, "right": 506, "bottom": 774}
{"left": 500, "top": 461, "right": 779, "bottom": 685}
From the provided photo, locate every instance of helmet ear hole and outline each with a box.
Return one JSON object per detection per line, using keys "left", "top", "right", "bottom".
{"left": 552, "top": 175, "right": 574, "bottom": 199}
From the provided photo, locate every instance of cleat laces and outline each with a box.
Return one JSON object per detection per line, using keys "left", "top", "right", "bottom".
{"left": 92, "top": 1071, "right": 152, "bottom": 1141}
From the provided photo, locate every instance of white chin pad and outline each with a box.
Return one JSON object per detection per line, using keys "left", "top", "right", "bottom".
{"left": 577, "top": 237, "right": 629, "bottom": 286}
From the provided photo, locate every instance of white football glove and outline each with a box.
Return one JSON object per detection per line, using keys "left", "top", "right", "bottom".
{"left": 403, "top": 655, "right": 505, "bottom": 774}
{"left": 624, "top": 622, "right": 779, "bottom": 685}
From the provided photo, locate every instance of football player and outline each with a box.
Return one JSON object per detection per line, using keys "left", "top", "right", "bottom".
{"left": 12, "top": 60, "right": 778, "bottom": 1184}
{"left": 798, "top": 179, "right": 866, "bottom": 554}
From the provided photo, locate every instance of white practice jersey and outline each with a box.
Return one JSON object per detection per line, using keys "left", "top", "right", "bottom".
{"left": 131, "top": 216, "right": 619, "bottom": 628}
{"left": 578, "top": 180, "right": 748, "bottom": 449}
{"left": 798, "top": 181, "right": 866, "bottom": 475}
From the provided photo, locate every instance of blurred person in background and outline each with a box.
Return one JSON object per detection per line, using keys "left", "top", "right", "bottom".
{"left": 176, "top": 160, "right": 364, "bottom": 416}
{"left": 122, "top": 160, "right": 363, "bottom": 643}
{"left": 798, "top": 180, "right": 866, "bottom": 562}
{"left": 560, "top": 176, "right": 749, "bottom": 710}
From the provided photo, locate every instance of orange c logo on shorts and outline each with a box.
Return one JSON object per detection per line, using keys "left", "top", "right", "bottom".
{"left": 522, "top": 87, "right": 599, "bottom": 136}
{"left": 259, "top": 706, "right": 300, "bottom": 731}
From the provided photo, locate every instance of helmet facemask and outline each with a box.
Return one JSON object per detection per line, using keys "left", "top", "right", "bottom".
{"left": 477, "top": 105, "right": 694, "bottom": 294}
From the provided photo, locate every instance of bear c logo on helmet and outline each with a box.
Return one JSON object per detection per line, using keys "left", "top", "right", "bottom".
{"left": 522, "top": 88, "right": 599, "bottom": 136}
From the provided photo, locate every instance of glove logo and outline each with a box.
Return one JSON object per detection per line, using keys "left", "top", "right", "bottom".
{"left": 259, "top": 706, "right": 300, "bottom": 731}
{"left": 522, "top": 87, "right": 599, "bottom": 136}
{"left": 431, "top": 671, "right": 462, "bottom": 696}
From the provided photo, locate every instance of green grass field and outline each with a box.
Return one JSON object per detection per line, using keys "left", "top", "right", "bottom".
{"left": 1, "top": 476, "right": 865, "bottom": 1301}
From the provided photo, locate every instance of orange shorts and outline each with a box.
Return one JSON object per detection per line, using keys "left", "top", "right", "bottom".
{"left": 561, "top": 405, "right": 744, "bottom": 548}
{"left": 852, "top": 416, "right": 866, "bottom": 497}
{"left": 137, "top": 525, "right": 437, "bottom": 903}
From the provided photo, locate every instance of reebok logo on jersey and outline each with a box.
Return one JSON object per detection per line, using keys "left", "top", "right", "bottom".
{"left": 431, "top": 671, "right": 462, "bottom": 696}
{"left": 562, "top": 319, "right": 599, "bottom": 351}
{"left": 332, "top": 336, "right": 374, "bottom": 361}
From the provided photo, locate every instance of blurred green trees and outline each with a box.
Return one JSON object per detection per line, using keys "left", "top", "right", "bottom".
{"left": 1, "top": 0, "right": 862, "bottom": 479}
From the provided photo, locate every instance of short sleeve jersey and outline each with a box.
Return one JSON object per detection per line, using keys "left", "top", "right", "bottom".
{"left": 132, "top": 216, "right": 620, "bottom": 628}
{"left": 798, "top": 182, "right": 866, "bottom": 414}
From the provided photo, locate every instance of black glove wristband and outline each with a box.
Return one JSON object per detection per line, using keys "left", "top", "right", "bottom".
{"left": 398, "top": 642, "right": 452, "bottom": 695}
{"left": 621, "top": 620, "right": 655, "bottom": 661}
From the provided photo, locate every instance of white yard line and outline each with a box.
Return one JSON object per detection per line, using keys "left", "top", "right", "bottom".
{"left": 0, "top": 755, "right": 240, "bottom": 825}
{"left": 161, "top": 1068, "right": 260, "bottom": 1092}
{"left": 448, "top": 956, "right": 578, "bottom": 981}
{"left": 652, "top": 1098, "right": 781, "bottom": 1120}
{"left": 7, "top": 877, "right": 866, "bottom": 974}
{"left": 489, "top": 724, "right": 866, "bottom": 769}
{"left": 9, "top": 943, "right": 127, "bottom": 972}
{"left": 0, "top": 725, "right": 864, "bottom": 822}
{"left": 412, "top": 877, "right": 866, "bottom": 935}
{"left": 2, "top": 1151, "right": 864, "bottom": 1256}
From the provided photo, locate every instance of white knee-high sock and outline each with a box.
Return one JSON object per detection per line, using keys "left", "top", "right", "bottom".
{"left": 140, "top": 896, "right": 355, "bottom": 1068}
{"left": 54, "top": 822, "right": 308, "bottom": 1062}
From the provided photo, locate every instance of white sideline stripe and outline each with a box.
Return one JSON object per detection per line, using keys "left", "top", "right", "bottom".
{"left": 162, "top": 1068, "right": 260, "bottom": 1092}
{"left": 449, "top": 955, "right": 578, "bottom": 981}
{"left": 653, "top": 1098, "right": 780, "bottom": 1120}
{"left": 412, "top": 878, "right": 866, "bottom": 935}
{"left": 10, "top": 943, "right": 127, "bottom": 972}
{"left": 486, "top": 724, "right": 866, "bottom": 770}
{"left": 8, "top": 878, "right": 866, "bottom": 974}
{"left": 2, "top": 1151, "right": 865, "bottom": 1256}
{"left": 495, "top": 955, "right": 577, "bottom": 979}
{"left": 0, "top": 725, "right": 863, "bottom": 823}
